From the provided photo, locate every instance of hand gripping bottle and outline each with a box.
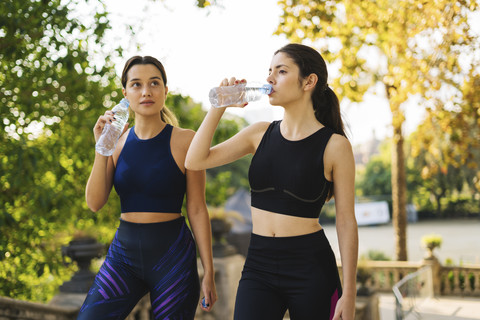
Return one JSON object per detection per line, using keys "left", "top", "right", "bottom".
{"left": 95, "top": 98, "right": 130, "bottom": 156}
{"left": 209, "top": 82, "right": 273, "bottom": 108}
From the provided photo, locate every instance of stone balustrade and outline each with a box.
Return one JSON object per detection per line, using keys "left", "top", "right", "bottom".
{"left": 2, "top": 256, "right": 480, "bottom": 319}
{"left": 440, "top": 264, "right": 480, "bottom": 296}
{"left": 353, "top": 259, "right": 480, "bottom": 297}
{"left": 343, "top": 260, "right": 423, "bottom": 293}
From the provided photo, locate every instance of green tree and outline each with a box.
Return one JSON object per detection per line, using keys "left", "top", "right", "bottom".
{"left": 0, "top": 0, "right": 248, "bottom": 299}
{"left": 276, "top": 0, "right": 479, "bottom": 260}
{"left": 410, "top": 70, "right": 480, "bottom": 214}
{"left": 0, "top": 0, "right": 125, "bottom": 301}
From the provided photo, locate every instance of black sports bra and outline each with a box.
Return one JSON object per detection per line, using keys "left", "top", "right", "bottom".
{"left": 248, "top": 121, "right": 334, "bottom": 218}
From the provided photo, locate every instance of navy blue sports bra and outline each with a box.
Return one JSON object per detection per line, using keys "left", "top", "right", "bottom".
{"left": 113, "top": 124, "right": 186, "bottom": 213}
{"left": 248, "top": 121, "right": 334, "bottom": 219}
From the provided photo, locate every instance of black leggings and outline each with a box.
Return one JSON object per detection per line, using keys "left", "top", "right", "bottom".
{"left": 77, "top": 217, "right": 200, "bottom": 320}
{"left": 234, "top": 230, "right": 342, "bottom": 320}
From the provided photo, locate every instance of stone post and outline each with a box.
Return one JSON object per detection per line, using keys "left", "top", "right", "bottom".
{"left": 49, "top": 236, "right": 104, "bottom": 311}
{"left": 421, "top": 255, "right": 442, "bottom": 296}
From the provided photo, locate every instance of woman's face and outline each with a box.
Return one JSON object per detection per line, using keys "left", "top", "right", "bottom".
{"left": 122, "top": 64, "right": 168, "bottom": 117}
{"left": 266, "top": 52, "right": 304, "bottom": 107}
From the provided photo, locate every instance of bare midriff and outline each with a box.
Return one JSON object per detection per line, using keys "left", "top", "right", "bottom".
{"left": 120, "top": 212, "right": 182, "bottom": 223}
{"left": 251, "top": 207, "right": 323, "bottom": 237}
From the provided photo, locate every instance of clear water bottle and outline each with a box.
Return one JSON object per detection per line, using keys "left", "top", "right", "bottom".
{"left": 95, "top": 98, "right": 130, "bottom": 156}
{"left": 209, "top": 82, "right": 273, "bottom": 108}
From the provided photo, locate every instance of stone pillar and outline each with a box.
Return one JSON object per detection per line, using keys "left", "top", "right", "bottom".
{"left": 421, "top": 255, "right": 442, "bottom": 296}
{"left": 49, "top": 236, "right": 104, "bottom": 312}
{"left": 196, "top": 254, "right": 245, "bottom": 320}
{"left": 356, "top": 293, "right": 380, "bottom": 320}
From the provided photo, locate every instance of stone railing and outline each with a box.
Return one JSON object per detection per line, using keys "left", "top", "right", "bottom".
{"left": 0, "top": 296, "right": 78, "bottom": 320}
{"left": 440, "top": 264, "right": 480, "bottom": 296}
{"left": 3, "top": 255, "right": 479, "bottom": 319}
{"left": 350, "top": 258, "right": 480, "bottom": 297}
{"left": 344, "top": 260, "right": 423, "bottom": 293}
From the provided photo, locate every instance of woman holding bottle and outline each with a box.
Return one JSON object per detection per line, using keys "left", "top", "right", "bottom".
{"left": 185, "top": 43, "right": 358, "bottom": 320}
{"left": 79, "top": 56, "right": 216, "bottom": 319}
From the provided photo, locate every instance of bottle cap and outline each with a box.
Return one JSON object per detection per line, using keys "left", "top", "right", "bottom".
{"left": 120, "top": 98, "right": 130, "bottom": 108}
{"left": 262, "top": 84, "right": 273, "bottom": 94}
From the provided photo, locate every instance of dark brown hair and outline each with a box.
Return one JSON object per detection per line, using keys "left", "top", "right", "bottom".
{"left": 121, "top": 56, "right": 178, "bottom": 126}
{"left": 276, "top": 44, "right": 347, "bottom": 200}
{"left": 275, "top": 44, "right": 346, "bottom": 137}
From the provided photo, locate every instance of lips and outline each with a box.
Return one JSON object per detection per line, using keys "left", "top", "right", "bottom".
{"left": 140, "top": 100, "right": 154, "bottom": 105}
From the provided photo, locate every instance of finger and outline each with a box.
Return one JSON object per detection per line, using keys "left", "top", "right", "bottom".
{"left": 228, "top": 77, "right": 237, "bottom": 86}
{"left": 220, "top": 78, "right": 229, "bottom": 86}
{"left": 122, "top": 123, "right": 129, "bottom": 135}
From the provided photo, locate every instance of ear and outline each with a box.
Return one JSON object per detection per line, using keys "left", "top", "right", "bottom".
{"left": 122, "top": 88, "right": 127, "bottom": 98}
{"left": 303, "top": 73, "right": 318, "bottom": 91}
{"left": 165, "top": 85, "right": 169, "bottom": 96}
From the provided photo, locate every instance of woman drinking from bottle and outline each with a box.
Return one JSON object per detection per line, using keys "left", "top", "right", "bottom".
{"left": 185, "top": 43, "right": 358, "bottom": 320}
{"left": 79, "top": 56, "right": 217, "bottom": 319}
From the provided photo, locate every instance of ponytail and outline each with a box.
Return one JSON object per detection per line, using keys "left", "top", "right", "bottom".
{"left": 160, "top": 107, "right": 178, "bottom": 127}
{"left": 312, "top": 85, "right": 345, "bottom": 137}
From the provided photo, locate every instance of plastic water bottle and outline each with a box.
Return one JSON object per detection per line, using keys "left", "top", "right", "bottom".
{"left": 95, "top": 98, "right": 129, "bottom": 156}
{"left": 209, "top": 82, "right": 273, "bottom": 108}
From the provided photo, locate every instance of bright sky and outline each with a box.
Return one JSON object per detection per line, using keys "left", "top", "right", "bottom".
{"left": 102, "top": 0, "right": 428, "bottom": 146}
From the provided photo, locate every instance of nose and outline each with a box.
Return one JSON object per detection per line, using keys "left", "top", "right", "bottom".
{"left": 142, "top": 86, "right": 151, "bottom": 97}
{"left": 266, "top": 73, "right": 274, "bottom": 85}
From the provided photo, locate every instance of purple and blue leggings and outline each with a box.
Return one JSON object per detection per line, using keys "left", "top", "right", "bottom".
{"left": 77, "top": 216, "right": 200, "bottom": 320}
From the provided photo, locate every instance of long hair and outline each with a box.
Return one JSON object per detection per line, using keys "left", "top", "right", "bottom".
{"left": 275, "top": 44, "right": 346, "bottom": 137}
{"left": 276, "top": 44, "right": 347, "bottom": 200}
{"left": 121, "top": 56, "right": 178, "bottom": 126}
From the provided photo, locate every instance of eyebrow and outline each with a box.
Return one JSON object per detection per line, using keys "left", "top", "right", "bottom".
{"left": 269, "top": 64, "right": 290, "bottom": 72}
{"left": 128, "top": 76, "right": 163, "bottom": 82}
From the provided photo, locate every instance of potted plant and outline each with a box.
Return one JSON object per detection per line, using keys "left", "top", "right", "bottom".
{"left": 356, "top": 259, "right": 373, "bottom": 296}
{"left": 421, "top": 233, "right": 443, "bottom": 259}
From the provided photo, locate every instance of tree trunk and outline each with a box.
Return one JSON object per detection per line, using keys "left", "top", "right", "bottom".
{"left": 391, "top": 124, "right": 408, "bottom": 261}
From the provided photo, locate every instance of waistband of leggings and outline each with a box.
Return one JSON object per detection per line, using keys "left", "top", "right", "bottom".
{"left": 250, "top": 229, "right": 328, "bottom": 250}
{"left": 118, "top": 215, "right": 185, "bottom": 232}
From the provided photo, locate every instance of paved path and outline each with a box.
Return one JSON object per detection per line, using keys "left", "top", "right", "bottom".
{"left": 322, "top": 219, "right": 480, "bottom": 264}
{"left": 379, "top": 293, "right": 480, "bottom": 320}
{"left": 322, "top": 219, "right": 480, "bottom": 319}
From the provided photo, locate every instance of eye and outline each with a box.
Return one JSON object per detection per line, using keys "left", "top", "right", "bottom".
{"left": 151, "top": 80, "right": 160, "bottom": 86}
{"left": 279, "top": 70, "right": 287, "bottom": 74}
{"left": 131, "top": 82, "right": 140, "bottom": 88}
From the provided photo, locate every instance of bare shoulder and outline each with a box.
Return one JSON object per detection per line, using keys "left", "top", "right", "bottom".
{"left": 247, "top": 121, "right": 271, "bottom": 131}
{"left": 325, "top": 133, "right": 354, "bottom": 165}
{"left": 243, "top": 121, "right": 271, "bottom": 137}
{"left": 326, "top": 133, "right": 353, "bottom": 154}
{"left": 171, "top": 126, "right": 195, "bottom": 145}
{"left": 240, "top": 121, "right": 271, "bottom": 148}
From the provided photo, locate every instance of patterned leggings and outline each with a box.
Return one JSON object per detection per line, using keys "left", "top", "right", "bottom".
{"left": 77, "top": 217, "right": 200, "bottom": 320}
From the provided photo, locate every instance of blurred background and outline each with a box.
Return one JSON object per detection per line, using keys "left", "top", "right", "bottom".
{"left": 1, "top": 0, "right": 479, "bottom": 313}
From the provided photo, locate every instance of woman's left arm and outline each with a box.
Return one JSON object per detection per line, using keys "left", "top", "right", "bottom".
{"left": 328, "top": 135, "right": 358, "bottom": 320}
{"left": 185, "top": 165, "right": 217, "bottom": 312}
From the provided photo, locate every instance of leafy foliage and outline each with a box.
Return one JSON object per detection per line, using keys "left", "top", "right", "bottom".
{"left": 0, "top": 0, "right": 243, "bottom": 302}
{"left": 276, "top": 0, "right": 480, "bottom": 260}
{"left": 0, "top": 0, "right": 124, "bottom": 301}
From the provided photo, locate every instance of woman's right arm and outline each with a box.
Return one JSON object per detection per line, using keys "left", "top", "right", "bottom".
{"left": 185, "top": 79, "right": 267, "bottom": 170}
{"left": 85, "top": 111, "right": 117, "bottom": 212}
